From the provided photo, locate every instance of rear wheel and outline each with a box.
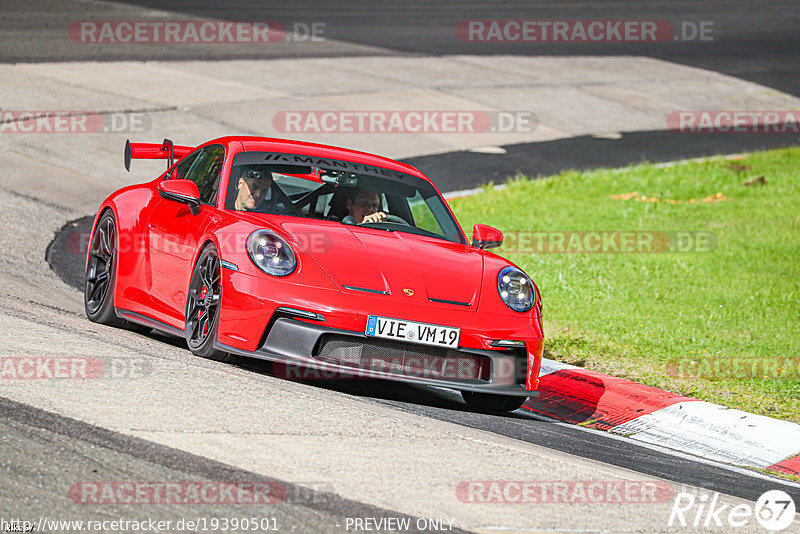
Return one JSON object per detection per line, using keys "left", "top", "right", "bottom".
{"left": 85, "top": 212, "right": 125, "bottom": 327}
{"left": 84, "top": 212, "right": 154, "bottom": 333}
{"left": 461, "top": 391, "right": 528, "bottom": 413}
{"left": 185, "top": 244, "right": 235, "bottom": 362}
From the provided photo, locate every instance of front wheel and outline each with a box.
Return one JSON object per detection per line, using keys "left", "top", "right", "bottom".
{"left": 185, "top": 244, "right": 235, "bottom": 363}
{"left": 461, "top": 391, "right": 528, "bottom": 413}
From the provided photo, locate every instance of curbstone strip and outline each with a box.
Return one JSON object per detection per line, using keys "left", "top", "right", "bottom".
{"left": 526, "top": 358, "right": 800, "bottom": 476}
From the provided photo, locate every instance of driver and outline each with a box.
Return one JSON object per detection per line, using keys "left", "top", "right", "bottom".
{"left": 234, "top": 169, "right": 273, "bottom": 212}
{"left": 342, "top": 188, "right": 387, "bottom": 224}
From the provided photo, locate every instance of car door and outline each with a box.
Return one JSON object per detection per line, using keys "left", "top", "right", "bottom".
{"left": 147, "top": 145, "right": 226, "bottom": 328}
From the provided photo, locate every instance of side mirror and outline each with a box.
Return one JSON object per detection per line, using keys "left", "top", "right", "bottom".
{"left": 158, "top": 180, "right": 201, "bottom": 215}
{"left": 472, "top": 224, "right": 503, "bottom": 249}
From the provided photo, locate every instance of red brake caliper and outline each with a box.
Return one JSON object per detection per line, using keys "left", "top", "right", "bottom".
{"left": 198, "top": 286, "right": 208, "bottom": 332}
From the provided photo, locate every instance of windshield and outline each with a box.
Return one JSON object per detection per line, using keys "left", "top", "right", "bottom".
{"left": 226, "top": 151, "right": 465, "bottom": 244}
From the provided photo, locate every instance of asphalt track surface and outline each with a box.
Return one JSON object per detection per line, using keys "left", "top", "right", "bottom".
{"left": 5, "top": 0, "right": 799, "bottom": 97}
{"left": 405, "top": 130, "right": 800, "bottom": 193}
{"left": 5, "top": 0, "right": 800, "bottom": 530}
{"left": 3, "top": 0, "right": 798, "bottom": 190}
{"left": 46, "top": 225, "right": 800, "bottom": 507}
{"left": 0, "top": 397, "right": 459, "bottom": 534}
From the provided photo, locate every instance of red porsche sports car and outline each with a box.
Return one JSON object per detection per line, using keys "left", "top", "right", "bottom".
{"left": 84, "top": 136, "right": 543, "bottom": 412}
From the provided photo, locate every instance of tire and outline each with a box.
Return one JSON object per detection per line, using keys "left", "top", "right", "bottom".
{"left": 461, "top": 391, "right": 528, "bottom": 413}
{"left": 185, "top": 244, "right": 235, "bottom": 362}
{"left": 84, "top": 211, "right": 125, "bottom": 327}
{"left": 84, "top": 211, "right": 155, "bottom": 334}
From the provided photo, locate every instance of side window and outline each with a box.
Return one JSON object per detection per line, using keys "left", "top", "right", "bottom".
{"left": 170, "top": 151, "right": 199, "bottom": 181}
{"left": 184, "top": 145, "right": 225, "bottom": 206}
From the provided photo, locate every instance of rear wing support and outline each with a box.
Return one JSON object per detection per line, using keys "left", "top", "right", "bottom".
{"left": 124, "top": 138, "right": 194, "bottom": 172}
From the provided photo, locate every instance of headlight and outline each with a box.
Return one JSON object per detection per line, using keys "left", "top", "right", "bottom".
{"left": 497, "top": 266, "right": 534, "bottom": 312}
{"left": 246, "top": 230, "right": 296, "bottom": 277}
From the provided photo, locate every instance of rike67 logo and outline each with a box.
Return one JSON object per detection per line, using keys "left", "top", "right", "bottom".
{"left": 669, "top": 490, "right": 796, "bottom": 531}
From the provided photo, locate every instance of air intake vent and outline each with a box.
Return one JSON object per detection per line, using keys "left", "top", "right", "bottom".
{"left": 314, "top": 335, "right": 490, "bottom": 381}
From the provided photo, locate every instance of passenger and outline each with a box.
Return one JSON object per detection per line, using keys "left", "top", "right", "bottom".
{"left": 234, "top": 169, "right": 272, "bottom": 212}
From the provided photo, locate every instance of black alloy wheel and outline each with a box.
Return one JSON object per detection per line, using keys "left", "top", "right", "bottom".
{"left": 185, "top": 244, "right": 234, "bottom": 362}
{"left": 85, "top": 212, "right": 124, "bottom": 326}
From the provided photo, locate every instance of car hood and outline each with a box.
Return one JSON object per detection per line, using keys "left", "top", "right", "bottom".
{"left": 278, "top": 219, "right": 484, "bottom": 308}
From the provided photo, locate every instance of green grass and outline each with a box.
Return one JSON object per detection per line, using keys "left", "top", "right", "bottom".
{"left": 449, "top": 147, "right": 800, "bottom": 422}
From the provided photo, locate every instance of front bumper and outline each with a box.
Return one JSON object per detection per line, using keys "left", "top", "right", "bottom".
{"left": 216, "top": 317, "right": 540, "bottom": 397}
{"left": 217, "top": 265, "right": 543, "bottom": 395}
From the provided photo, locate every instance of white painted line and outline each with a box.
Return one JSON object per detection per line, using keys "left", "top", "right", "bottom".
{"left": 519, "top": 408, "right": 800, "bottom": 491}
{"left": 611, "top": 401, "right": 800, "bottom": 468}
{"left": 466, "top": 146, "right": 507, "bottom": 154}
{"left": 442, "top": 184, "right": 507, "bottom": 200}
{"left": 538, "top": 357, "right": 580, "bottom": 377}
{"left": 591, "top": 132, "right": 622, "bottom": 139}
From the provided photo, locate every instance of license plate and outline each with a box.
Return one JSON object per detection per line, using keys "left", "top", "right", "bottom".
{"left": 365, "top": 315, "right": 460, "bottom": 348}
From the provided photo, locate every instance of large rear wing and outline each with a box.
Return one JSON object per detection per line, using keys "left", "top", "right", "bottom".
{"left": 124, "top": 139, "right": 194, "bottom": 171}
